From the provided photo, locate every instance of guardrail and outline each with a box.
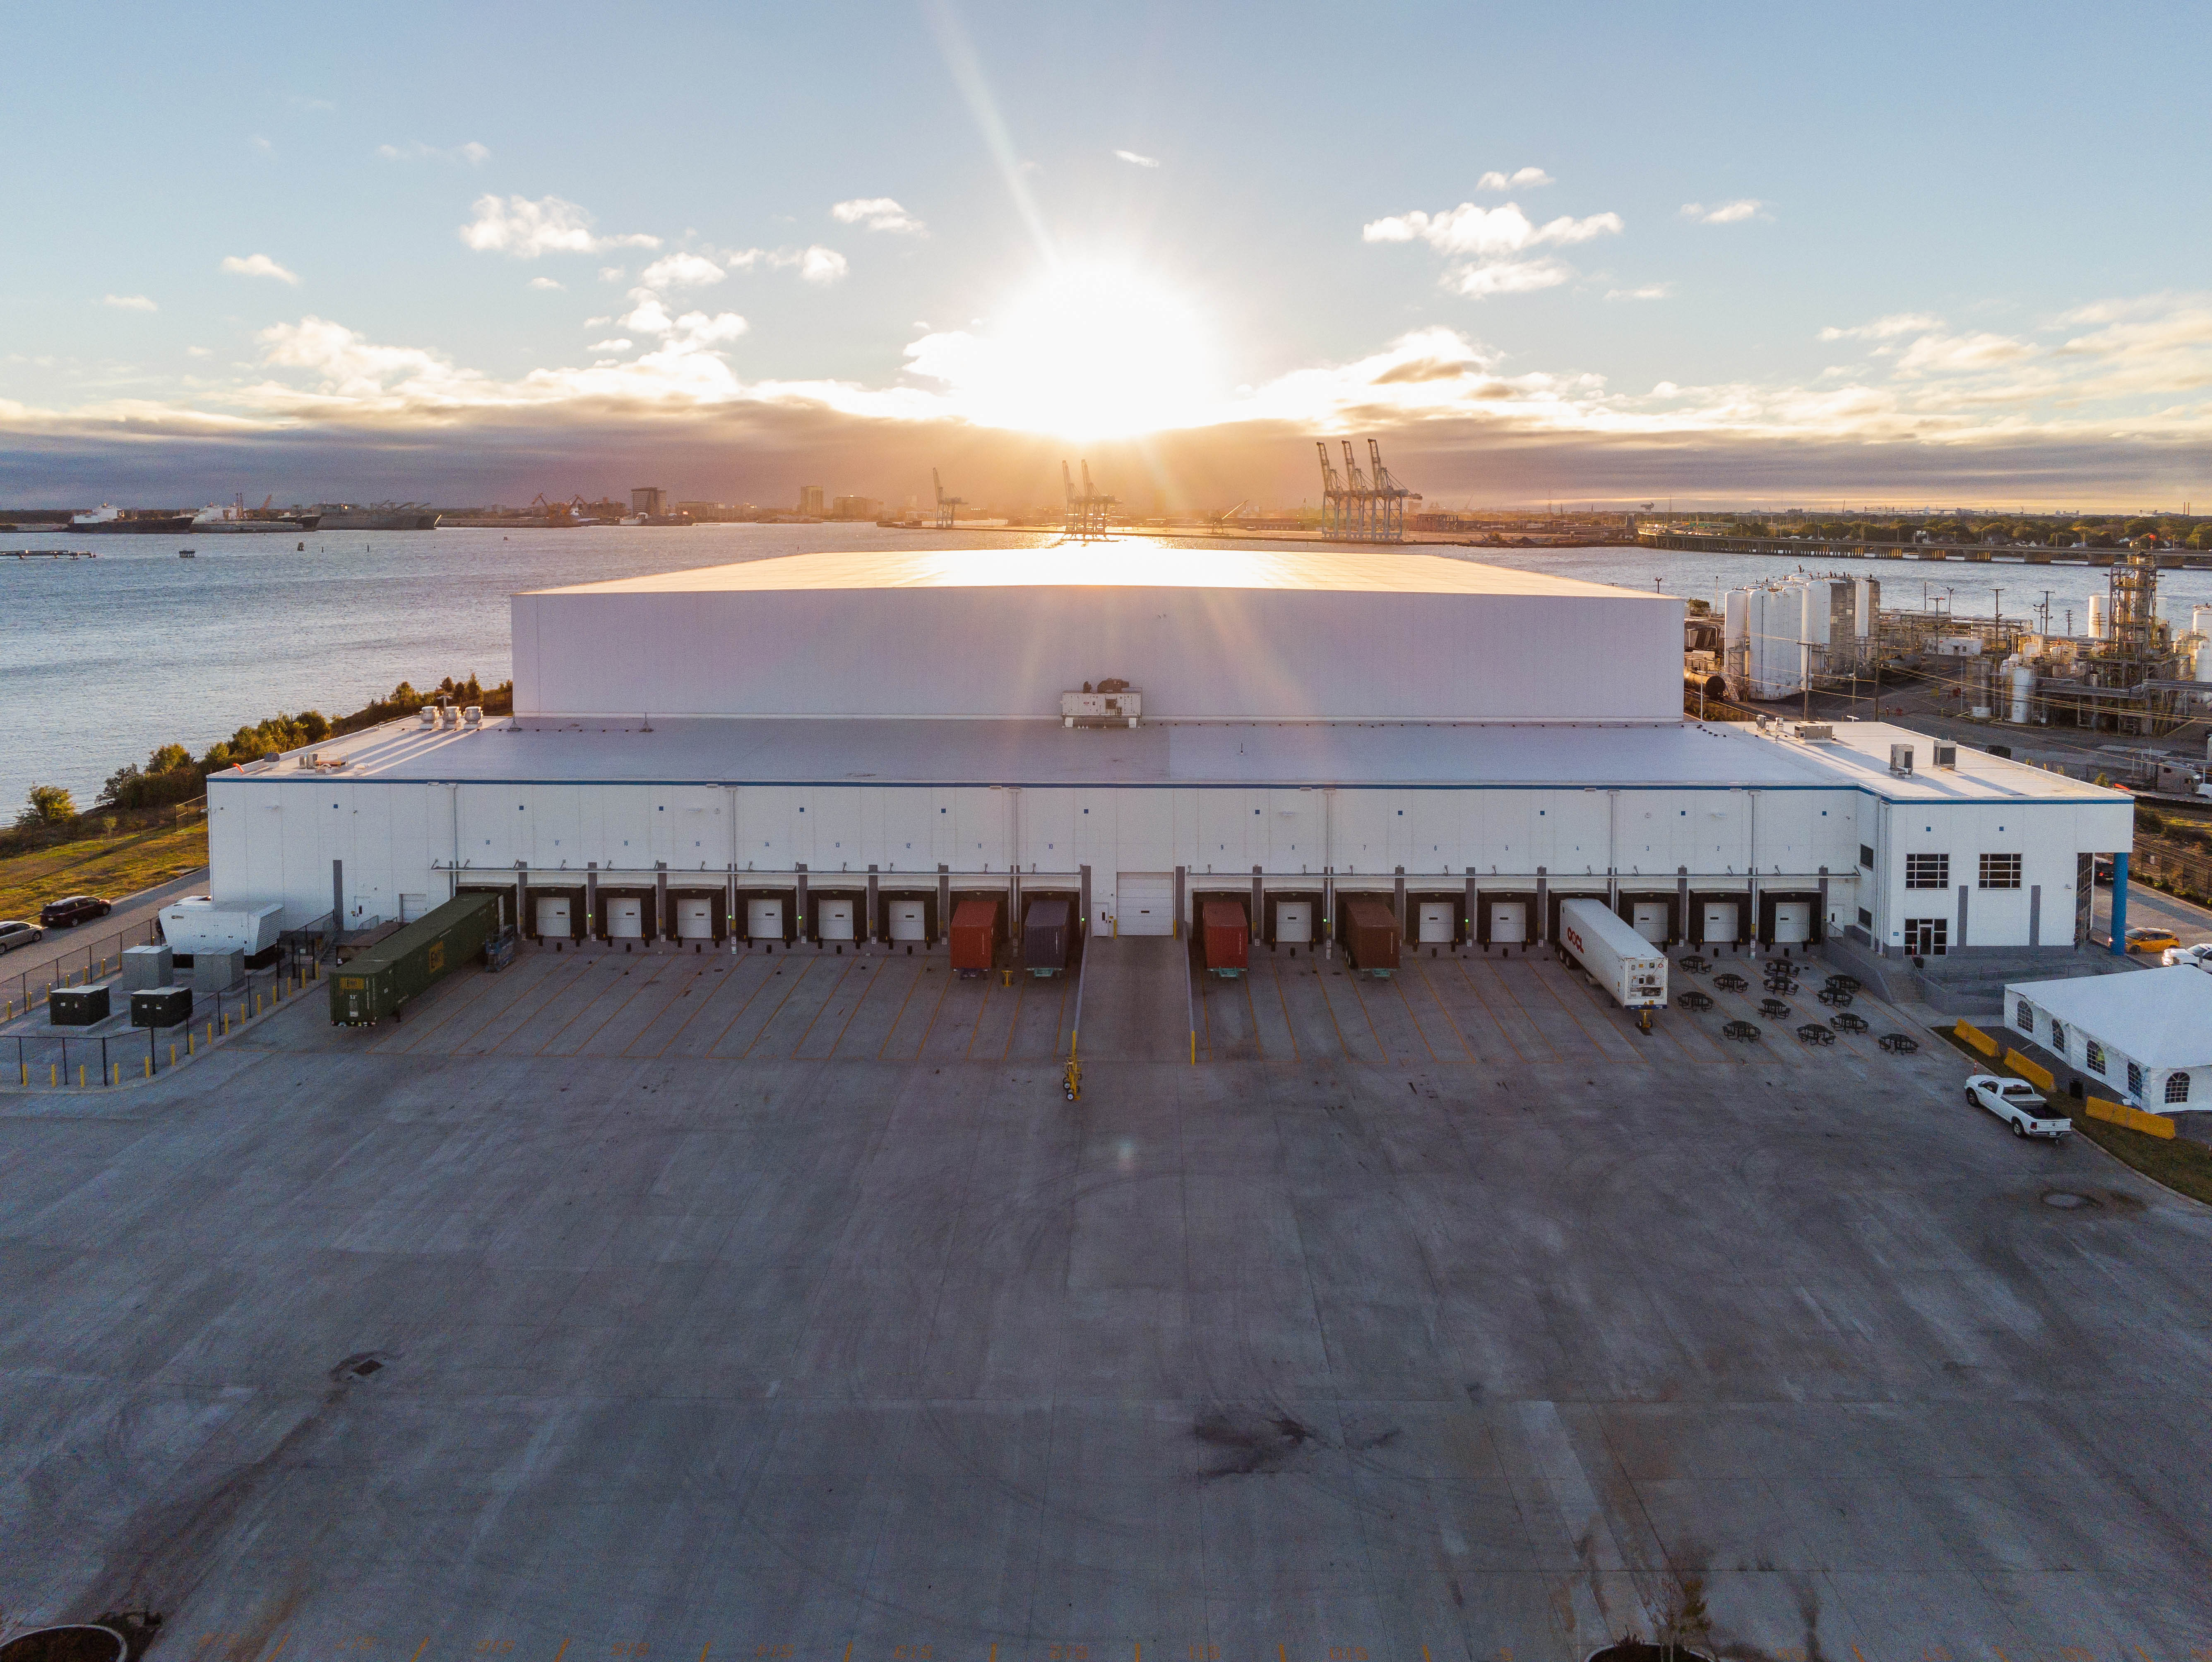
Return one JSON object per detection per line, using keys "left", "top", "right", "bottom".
{"left": 0, "top": 915, "right": 164, "bottom": 1020}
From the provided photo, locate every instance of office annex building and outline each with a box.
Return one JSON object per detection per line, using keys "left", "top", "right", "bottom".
{"left": 210, "top": 546, "right": 2131, "bottom": 961}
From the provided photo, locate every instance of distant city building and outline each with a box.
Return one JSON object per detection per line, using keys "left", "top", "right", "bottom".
{"left": 631, "top": 486, "right": 668, "bottom": 516}
{"left": 832, "top": 495, "right": 882, "bottom": 521}
{"left": 798, "top": 485, "right": 825, "bottom": 517}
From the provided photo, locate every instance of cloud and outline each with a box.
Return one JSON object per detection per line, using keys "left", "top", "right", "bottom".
{"left": 1364, "top": 198, "right": 1621, "bottom": 300}
{"left": 103, "top": 294, "right": 158, "bottom": 312}
{"left": 1681, "top": 199, "right": 1766, "bottom": 224}
{"left": 184, "top": 346, "right": 212, "bottom": 357}
{"left": 1447, "top": 259, "right": 1573, "bottom": 298}
{"left": 459, "top": 195, "right": 661, "bottom": 258}
{"left": 639, "top": 252, "right": 726, "bottom": 289}
{"left": 599, "top": 267, "right": 626, "bottom": 283}
{"left": 1605, "top": 284, "right": 1673, "bottom": 301}
{"left": 589, "top": 339, "right": 633, "bottom": 353}
{"left": 527, "top": 277, "right": 565, "bottom": 291}
{"left": 377, "top": 140, "right": 490, "bottom": 164}
{"left": 221, "top": 253, "right": 300, "bottom": 284}
{"left": 830, "top": 197, "right": 926, "bottom": 234}
{"left": 250, "top": 135, "right": 272, "bottom": 153}
{"left": 1113, "top": 150, "right": 1161, "bottom": 168}
{"left": 773, "top": 246, "right": 848, "bottom": 284}
{"left": 1476, "top": 167, "right": 1552, "bottom": 191}
{"left": 1819, "top": 312, "right": 1943, "bottom": 342}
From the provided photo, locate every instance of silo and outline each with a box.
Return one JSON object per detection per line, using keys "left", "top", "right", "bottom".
{"left": 2088, "top": 593, "right": 2107, "bottom": 639}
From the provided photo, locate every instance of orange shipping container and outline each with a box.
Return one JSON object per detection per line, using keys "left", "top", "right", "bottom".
{"left": 1203, "top": 901, "right": 1249, "bottom": 975}
{"left": 950, "top": 898, "right": 998, "bottom": 975}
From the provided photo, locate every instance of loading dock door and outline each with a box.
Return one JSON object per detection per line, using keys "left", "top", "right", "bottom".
{"left": 1417, "top": 901, "right": 1455, "bottom": 943}
{"left": 747, "top": 898, "right": 784, "bottom": 940}
{"left": 887, "top": 901, "right": 927, "bottom": 941}
{"left": 607, "top": 898, "right": 644, "bottom": 939}
{"left": 1771, "top": 900, "right": 1813, "bottom": 944}
{"left": 1488, "top": 900, "right": 1527, "bottom": 944}
{"left": 1631, "top": 901, "right": 1669, "bottom": 945}
{"left": 675, "top": 898, "right": 713, "bottom": 940}
{"left": 536, "top": 896, "right": 571, "bottom": 938}
{"left": 1118, "top": 873, "right": 1174, "bottom": 935}
{"left": 1275, "top": 900, "right": 1313, "bottom": 944}
{"left": 1702, "top": 901, "right": 1740, "bottom": 944}
{"left": 819, "top": 898, "right": 856, "bottom": 941}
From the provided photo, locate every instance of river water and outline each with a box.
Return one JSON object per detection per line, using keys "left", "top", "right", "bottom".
{"left": 4, "top": 525, "right": 2194, "bottom": 817}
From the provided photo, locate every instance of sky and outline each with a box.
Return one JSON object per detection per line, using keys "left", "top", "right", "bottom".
{"left": 4, "top": 0, "right": 2211, "bottom": 512}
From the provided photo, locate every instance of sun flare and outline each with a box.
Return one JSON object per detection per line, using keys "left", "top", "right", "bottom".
{"left": 905, "top": 260, "right": 1219, "bottom": 439}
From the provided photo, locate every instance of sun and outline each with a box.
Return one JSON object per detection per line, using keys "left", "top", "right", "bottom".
{"left": 911, "top": 260, "right": 1220, "bottom": 439}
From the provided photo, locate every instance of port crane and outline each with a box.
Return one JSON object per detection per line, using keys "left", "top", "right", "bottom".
{"left": 932, "top": 468, "right": 965, "bottom": 530}
{"left": 1062, "top": 460, "right": 1116, "bottom": 540}
{"left": 1313, "top": 436, "right": 1414, "bottom": 543}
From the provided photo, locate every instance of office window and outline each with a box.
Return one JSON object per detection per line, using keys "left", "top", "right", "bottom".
{"left": 2085, "top": 1040, "right": 2106, "bottom": 1075}
{"left": 2049, "top": 1021, "right": 2065, "bottom": 1053}
{"left": 1904, "top": 917, "right": 1949, "bottom": 956}
{"left": 2166, "top": 1073, "right": 2191, "bottom": 1104}
{"left": 2127, "top": 1062, "right": 2144, "bottom": 1097}
{"left": 1858, "top": 907, "right": 1873, "bottom": 928}
{"left": 2015, "top": 1002, "right": 2034, "bottom": 1033}
{"left": 1859, "top": 843, "right": 1875, "bottom": 870}
{"left": 1979, "top": 853, "right": 2022, "bottom": 889}
{"left": 1906, "top": 853, "right": 1949, "bottom": 889}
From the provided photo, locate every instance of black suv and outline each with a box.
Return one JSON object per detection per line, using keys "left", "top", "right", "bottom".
{"left": 39, "top": 894, "right": 112, "bottom": 927}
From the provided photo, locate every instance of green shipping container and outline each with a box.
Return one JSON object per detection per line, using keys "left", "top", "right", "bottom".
{"left": 330, "top": 891, "right": 502, "bottom": 1026}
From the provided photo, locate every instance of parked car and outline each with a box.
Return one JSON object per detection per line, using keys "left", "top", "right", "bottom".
{"left": 1964, "top": 1074, "right": 2073, "bottom": 1140}
{"left": 2160, "top": 941, "right": 2212, "bottom": 971}
{"left": 38, "top": 894, "right": 112, "bottom": 928}
{"left": 2125, "top": 925, "right": 2180, "bottom": 954}
{"left": 0, "top": 920, "right": 44, "bottom": 954}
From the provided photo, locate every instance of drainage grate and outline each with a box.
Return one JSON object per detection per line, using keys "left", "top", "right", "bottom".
{"left": 329, "top": 1351, "right": 392, "bottom": 1382}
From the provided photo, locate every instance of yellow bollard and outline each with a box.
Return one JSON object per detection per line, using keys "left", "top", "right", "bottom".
{"left": 50, "top": 1063, "right": 56, "bottom": 1087}
{"left": 171, "top": 1043, "right": 178, "bottom": 1066}
{"left": 113, "top": 1063, "right": 121, "bottom": 1086}
{"left": 78, "top": 1064, "right": 86, "bottom": 1088}
{"left": 145, "top": 1056, "right": 153, "bottom": 1077}
{"left": 256, "top": 993, "right": 263, "bottom": 1015}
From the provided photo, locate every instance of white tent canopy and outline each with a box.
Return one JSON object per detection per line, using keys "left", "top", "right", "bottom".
{"left": 2006, "top": 966, "right": 2212, "bottom": 1086}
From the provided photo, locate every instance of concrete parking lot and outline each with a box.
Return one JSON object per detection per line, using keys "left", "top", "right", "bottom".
{"left": 0, "top": 934, "right": 2207, "bottom": 1657}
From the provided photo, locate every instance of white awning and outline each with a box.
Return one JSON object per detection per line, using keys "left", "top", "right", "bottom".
{"left": 2005, "top": 966, "right": 2212, "bottom": 1070}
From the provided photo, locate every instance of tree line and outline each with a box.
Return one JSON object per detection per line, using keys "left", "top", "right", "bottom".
{"left": 13, "top": 674, "right": 512, "bottom": 833}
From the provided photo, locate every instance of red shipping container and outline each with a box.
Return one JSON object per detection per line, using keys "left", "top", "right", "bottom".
{"left": 950, "top": 898, "right": 999, "bottom": 975}
{"left": 1203, "top": 900, "right": 1249, "bottom": 976}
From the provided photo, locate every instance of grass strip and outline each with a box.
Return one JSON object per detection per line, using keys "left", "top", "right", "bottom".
{"left": 2070, "top": 1111, "right": 2212, "bottom": 1206}
{"left": 0, "top": 821, "right": 208, "bottom": 920}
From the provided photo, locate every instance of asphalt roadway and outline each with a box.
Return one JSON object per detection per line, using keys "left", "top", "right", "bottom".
{"left": 0, "top": 868, "right": 209, "bottom": 996}
{"left": 0, "top": 934, "right": 2207, "bottom": 1657}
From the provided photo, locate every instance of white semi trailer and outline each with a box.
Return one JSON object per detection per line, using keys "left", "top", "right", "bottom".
{"left": 1558, "top": 897, "right": 1669, "bottom": 1033}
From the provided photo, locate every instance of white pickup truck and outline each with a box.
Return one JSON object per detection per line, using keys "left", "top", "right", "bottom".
{"left": 1964, "top": 1074, "right": 2073, "bottom": 1140}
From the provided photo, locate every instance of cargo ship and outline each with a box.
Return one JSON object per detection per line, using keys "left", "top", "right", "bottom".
{"left": 192, "top": 495, "right": 322, "bottom": 533}
{"left": 68, "top": 504, "right": 195, "bottom": 534}
{"left": 310, "top": 501, "right": 442, "bottom": 530}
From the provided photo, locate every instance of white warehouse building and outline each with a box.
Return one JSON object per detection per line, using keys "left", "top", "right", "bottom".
{"left": 207, "top": 546, "right": 2132, "bottom": 960}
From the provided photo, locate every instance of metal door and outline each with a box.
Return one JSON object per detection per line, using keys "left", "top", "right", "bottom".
{"left": 1417, "top": 902, "right": 1455, "bottom": 943}
{"left": 1701, "top": 901, "right": 1740, "bottom": 944}
{"left": 607, "top": 897, "right": 644, "bottom": 939}
{"left": 1274, "top": 900, "right": 1313, "bottom": 944}
{"left": 676, "top": 897, "right": 713, "bottom": 939}
{"left": 746, "top": 898, "right": 784, "bottom": 940}
{"left": 1488, "top": 899, "right": 1527, "bottom": 944}
{"left": 535, "top": 896, "right": 570, "bottom": 938}
{"left": 819, "top": 898, "right": 856, "bottom": 941}
{"left": 1631, "top": 901, "right": 1669, "bottom": 944}
{"left": 1117, "top": 873, "right": 1174, "bottom": 935}
{"left": 399, "top": 893, "right": 428, "bottom": 922}
{"left": 888, "top": 901, "right": 927, "bottom": 941}
{"left": 1771, "top": 900, "right": 1813, "bottom": 944}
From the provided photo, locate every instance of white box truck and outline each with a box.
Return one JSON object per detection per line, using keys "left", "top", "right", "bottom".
{"left": 1558, "top": 898, "right": 1668, "bottom": 1033}
{"left": 159, "top": 897, "right": 286, "bottom": 958}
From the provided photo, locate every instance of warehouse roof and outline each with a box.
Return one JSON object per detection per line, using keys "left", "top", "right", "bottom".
{"left": 524, "top": 545, "right": 1665, "bottom": 600}
{"left": 2006, "top": 967, "right": 2212, "bottom": 1069}
{"left": 221, "top": 717, "right": 2128, "bottom": 803}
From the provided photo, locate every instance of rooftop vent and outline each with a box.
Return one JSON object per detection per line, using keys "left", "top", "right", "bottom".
{"left": 462, "top": 705, "right": 483, "bottom": 727}
{"left": 417, "top": 707, "right": 438, "bottom": 729}
{"left": 1933, "top": 742, "right": 1958, "bottom": 769}
{"left": 1061, "top": 688, "right": 1142, "bottom": 729}
{"left": 1889, "top": 743, "right": 1915, "bottom": 776}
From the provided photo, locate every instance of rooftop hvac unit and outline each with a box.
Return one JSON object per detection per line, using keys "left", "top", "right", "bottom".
{"left": 1933, "top": 742, "right": 1958, "bottom": 769}
{"left": 441, "top": 704, "right": 460, "bottom": 728}
{"left": 418, "top": 707, "right": 438, "bottom": 728}
{"left": 462, "top": 705, "right": 483, "bottom": 727}
{"left": 1061, "top": 689, "right": 1142, "bottom": 728}
{"left": 1890, "top": 744, "right": 1915, "bottom": 776}
{"left": 1794, "top": 723, "right": 1834, "bottom": 741}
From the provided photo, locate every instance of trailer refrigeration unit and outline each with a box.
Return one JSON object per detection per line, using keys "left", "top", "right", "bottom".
{"left": 1202, "top": 901, "right": 1250, "bottom": 977}
{"left": 1558, "top": 896, "right": 1668, "bottom": 1033}
{"left": 329, "top": 890, "right": 503, "bottom": 1026}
